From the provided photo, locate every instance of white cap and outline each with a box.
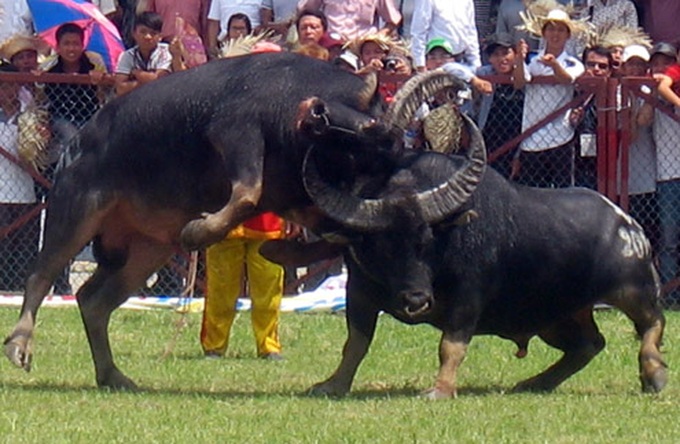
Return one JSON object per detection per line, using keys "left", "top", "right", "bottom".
{"left": 623, "top": 44, "right": 650, "bottom": 63}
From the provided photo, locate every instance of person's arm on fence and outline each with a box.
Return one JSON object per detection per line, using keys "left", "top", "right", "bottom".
{"left": 512, "top": 39, "right": 529, "bottom": 90}
{"left": 654, "top": 73, "right": 680, "bottom": 108}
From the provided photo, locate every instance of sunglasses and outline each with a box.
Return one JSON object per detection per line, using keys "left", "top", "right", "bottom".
{"left": 586, "top": 61, "right": 610, "bottom": 70}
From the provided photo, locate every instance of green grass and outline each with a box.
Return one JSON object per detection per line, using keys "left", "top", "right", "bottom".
{"left": 0, "top": 306, "right": 677, "bottom": 443}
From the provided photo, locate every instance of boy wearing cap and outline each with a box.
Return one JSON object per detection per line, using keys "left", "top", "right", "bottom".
{"left": 426, "top": 38, "right": 491, "bottom": 95}
{"left": 513, "top": 9, "right": 585, "bottom": 188}
{"left": 474, "top": 32, "right": 523, "bottom": 178}
{"left": 618, "top": 44, "right": 658, "bottom": 257}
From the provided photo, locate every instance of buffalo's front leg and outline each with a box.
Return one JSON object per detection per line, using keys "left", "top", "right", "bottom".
{"left": 5, "top": 200, "right": 109, "bottom": 372}
{"left": 309, "top": 275, "right": 379, "bottom": 397}
{"left": 422, "top": 330, "right": 470, "bottom": 400}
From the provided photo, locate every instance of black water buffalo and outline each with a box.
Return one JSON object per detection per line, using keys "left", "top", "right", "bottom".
{"left": 281, "top": 113, "right": 667, "bottom": 398}
{"left": 3, "top": 54, "right": 465, "bottom": 389}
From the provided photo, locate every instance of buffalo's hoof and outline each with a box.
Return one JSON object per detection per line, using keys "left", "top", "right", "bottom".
{"left": 641, "top": 367, "right": 667, "bottom": 393}
{"left": 97, "top": 368, "right": 139, "bottom": 391}
{"left": 3, "top": 335, "right": 32, "bottom": 372}
{"left": 308, "top": 381, "right": 349, "bottom": 398}
{"left": 511, "top": 378, "right": 555, "bottom": 393}
{"left": 421, "top": 387, "right": 457, "bottom": 400}
{"left": 180, "top": 217, "right": 222, "bottom": 252}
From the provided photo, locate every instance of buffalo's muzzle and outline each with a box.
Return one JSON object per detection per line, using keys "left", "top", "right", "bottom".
{"left": 400, "top": 290, "right": 434, "bottom": 317}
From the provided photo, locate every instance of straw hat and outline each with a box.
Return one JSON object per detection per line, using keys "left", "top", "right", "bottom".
{"left": 519, "top": 0, "right": 592, "bottom": 39}
{"left": 0, "top": 34, "right": 49, "bottom": 62}
{"left": 219, "top": 30, "right": 278, "bottom": 58}
{"left": 346, "top": 33, "right": 403, "bottom": 56}
{"left": 595, "top": 24, "right": 652, "bottom": 50}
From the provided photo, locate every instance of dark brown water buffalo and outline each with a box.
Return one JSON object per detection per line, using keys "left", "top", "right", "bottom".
{"left": 267, "top": 113, "right": 667, "bottom": 398}
{"left": 3, "top": 54, "right": 466, "bottom": 389}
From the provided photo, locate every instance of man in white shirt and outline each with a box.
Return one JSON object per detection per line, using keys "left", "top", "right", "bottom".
{"left": 513, "top": 9, "right": 585, "bottom": 188}
{"left": 410, "top": 0, "right": 480, "bottom": 72}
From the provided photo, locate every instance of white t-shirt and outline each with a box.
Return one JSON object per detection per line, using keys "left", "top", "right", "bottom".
{"left": 208, "top": 0, "right": 262, "bottom": 41}
{"left": 0, "top": 107, "right": 37, "bottom": 204}
{"left": 520, "top": 50, "right": 585, "bottom": 152}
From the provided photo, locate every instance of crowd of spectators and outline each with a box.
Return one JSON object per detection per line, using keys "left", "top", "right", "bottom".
{"left": 1, "top": 0, "right": 680, "bottom": 307}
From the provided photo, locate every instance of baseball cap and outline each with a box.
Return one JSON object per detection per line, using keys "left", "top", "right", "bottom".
{"left": 622, "top": 45, "right": 650, "bottom": 63}
{"left": 650, "top": 42, "right": 677, "bottom": 59}
{"left": 484, "top": 33, "right": 514, "bottom": 56}
{"left": 426, "top": 38, "right": 454, "bottom": 55}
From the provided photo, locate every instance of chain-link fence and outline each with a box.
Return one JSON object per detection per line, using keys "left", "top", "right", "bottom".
{"left": 2, "top": 70, "right": 680, "bottom": 308}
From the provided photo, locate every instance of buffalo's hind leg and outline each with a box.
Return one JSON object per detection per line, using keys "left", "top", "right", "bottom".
{"left": 602, "top": 277, "right": 667, "bottom": 393}
{"left": 513, "top": 308, "right": 605, "bottom": 393}
{"left": 77, "top": 240, "right": 174, "bottom": 390}
{"left": 4, "top": 194, "right": 115, "bottom": 372}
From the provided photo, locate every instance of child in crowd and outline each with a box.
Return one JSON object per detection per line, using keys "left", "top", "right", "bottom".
{"left": 513, "top": 8, "right": 586, "bottom": 188}
{"left": 650, "top": 42, "right": 680, "bottom": 108}
{"left": 619, "top": 44, "right": 658, "bottom": 255}
{"left": 115, "top": 12, "right": 172, "bottom": 96}
{"left": 41, "top": 22, "right": 107, "bottom": 130}
{"left": 474, "top": 33, "right": 524, "bottom": 178}
{"left": 40, "top": 22, "right": 109, "bottom": 295}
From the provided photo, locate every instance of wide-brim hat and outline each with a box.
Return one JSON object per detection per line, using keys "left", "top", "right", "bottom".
{"left": 595, "top": 25, "right": 652, "bottom": 50}
{"left": 0, "top": 34, "right": 50, "bottom": 62}
{"left": 346, "top": 33, "right": 395, "bottom": 56}
{"left": 519, "top": 1, "right": 592, "bottom": 39}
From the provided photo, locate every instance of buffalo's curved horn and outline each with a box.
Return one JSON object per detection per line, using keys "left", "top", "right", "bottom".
{"left": 357, "top": 72, "right": 378, "bottom": 110}
{"left": 381, "top": 70, "right": 467, "bottom": 136}
{"left": 303, "top": 112, "right": 487, "bottom": 230}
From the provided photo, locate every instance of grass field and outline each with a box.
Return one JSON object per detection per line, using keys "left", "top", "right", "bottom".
{"left": 0, "top": 306, "right": 676, "bottom": 443}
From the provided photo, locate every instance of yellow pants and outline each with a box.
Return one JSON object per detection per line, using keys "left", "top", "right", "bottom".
{"left": 200, "top": 238, "right": 284, "bottom": 356}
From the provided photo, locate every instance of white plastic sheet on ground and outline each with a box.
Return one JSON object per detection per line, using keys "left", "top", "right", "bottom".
{"left": 0, "top": 273, "right": 347, "bottom": 313}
